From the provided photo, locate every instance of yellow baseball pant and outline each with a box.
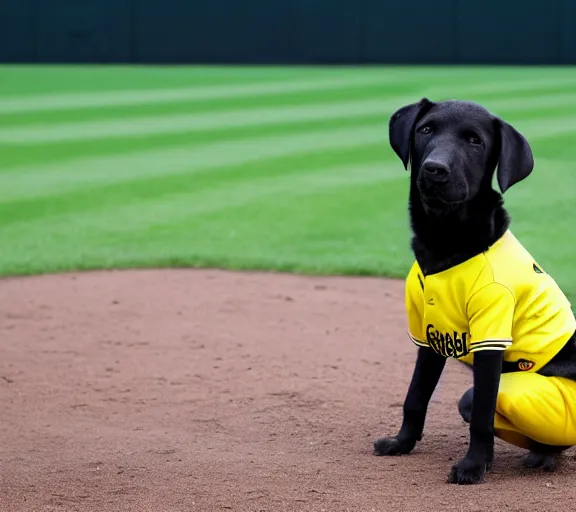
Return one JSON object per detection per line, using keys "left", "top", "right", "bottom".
{"left": 459, "top": 372, "right": 576, "bottom": 449}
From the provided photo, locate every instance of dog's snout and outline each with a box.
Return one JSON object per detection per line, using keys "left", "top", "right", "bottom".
{"left": 422, "top": 161, "right": 450, "bottom": 182}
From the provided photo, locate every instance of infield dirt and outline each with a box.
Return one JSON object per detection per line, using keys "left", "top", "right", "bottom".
{"left": 1, "top": 269, "right": 575, "bottom": 512}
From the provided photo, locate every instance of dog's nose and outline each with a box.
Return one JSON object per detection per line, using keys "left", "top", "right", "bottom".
{"left": 422, "top": 161, "right": 450, "bottom": 182}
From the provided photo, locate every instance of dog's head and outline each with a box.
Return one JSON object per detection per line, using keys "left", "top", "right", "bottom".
{"left": 389, "top": 98, "right": 534, "bottom": 212}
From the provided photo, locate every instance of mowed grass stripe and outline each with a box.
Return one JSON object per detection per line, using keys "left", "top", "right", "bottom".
{"left": 0, "top": 116, "right": 387, "bottom": 170}
{"left": 0, "top": 98, "right": 412, "bottom": 144}
{"left": 0, "top": 74, "right": 412, "bottom": 114}
{"left": 0, "top": 161, "right": 401, "bottom": 275}
{"left": 0, "top": 144, "right": 386, "bottom": 225}
{"left": 0, "top": 83, "right": 418, "bottom": 127}
{"left": 3, "top": 65, "right": 576, "bottom": 110}
{"left": 0, "top": 65, "right": 401, "bottom": 96}
{"left": 4, "top": 70, "right": 576, "bottom": 130}
{"left": 5, "top": 91, "right": 576, "bottom": 146}
{"left": 0, "top": 125, "right": 388, "bottom": 201}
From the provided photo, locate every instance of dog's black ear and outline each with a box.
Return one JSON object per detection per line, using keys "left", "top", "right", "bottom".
{"left": 389, "top": 98, "right": 432, "bottom": 170}
{"left": 495, "top": 119, "right": 534, "bottom": 193}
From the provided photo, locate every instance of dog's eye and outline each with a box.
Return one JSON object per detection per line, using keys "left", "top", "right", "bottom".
{"left": 467, "top": 134, "right": 483, "bottom": 145}
{"left": 418, "top": 125, "right": 433, "bottom": 135}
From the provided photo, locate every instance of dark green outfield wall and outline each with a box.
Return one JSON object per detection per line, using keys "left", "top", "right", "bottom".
{"left": 1, "top": 0, "right": 575, "bottom": 65}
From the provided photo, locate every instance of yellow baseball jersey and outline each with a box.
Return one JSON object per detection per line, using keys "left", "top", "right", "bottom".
{"left": 406, "top": 230, "right": 576, "bottom": 372}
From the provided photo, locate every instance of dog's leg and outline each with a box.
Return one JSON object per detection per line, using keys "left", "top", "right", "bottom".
{"left": 448, "top": 350, "right": 503, "bottom": 485}
{"left": 460, "top": 372, "right": 573, "bottom": 473}
{"left": 374, "top": 347, "right": 446, "bottom": 456}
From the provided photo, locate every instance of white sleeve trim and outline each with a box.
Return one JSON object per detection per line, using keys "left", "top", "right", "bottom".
{"left": 408, "top": 332, "right": 429, "bottom": 348}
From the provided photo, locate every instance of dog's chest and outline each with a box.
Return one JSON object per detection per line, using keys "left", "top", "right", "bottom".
{"left": 421, "top": 273, "right": 471, "bottom": 358}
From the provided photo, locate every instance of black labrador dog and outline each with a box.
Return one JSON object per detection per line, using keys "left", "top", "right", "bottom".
{"left": 373, "top": 98, "right": 576, "bottom": 484}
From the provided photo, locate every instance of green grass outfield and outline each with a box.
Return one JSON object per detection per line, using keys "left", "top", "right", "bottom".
{"left": 0, "top": 65, "right": 575, "bottom": 301}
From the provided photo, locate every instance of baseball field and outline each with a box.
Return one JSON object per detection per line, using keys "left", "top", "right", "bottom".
{"left": 1, "top": 65, "right": 575, "bottom": 511}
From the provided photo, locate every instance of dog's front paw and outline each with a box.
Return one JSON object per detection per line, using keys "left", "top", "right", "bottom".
{"left": 447, "top": 457, "right": 487, "bottom": 485}
{"left": 373, "top": 436, "right": 415, "bottom": 456}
